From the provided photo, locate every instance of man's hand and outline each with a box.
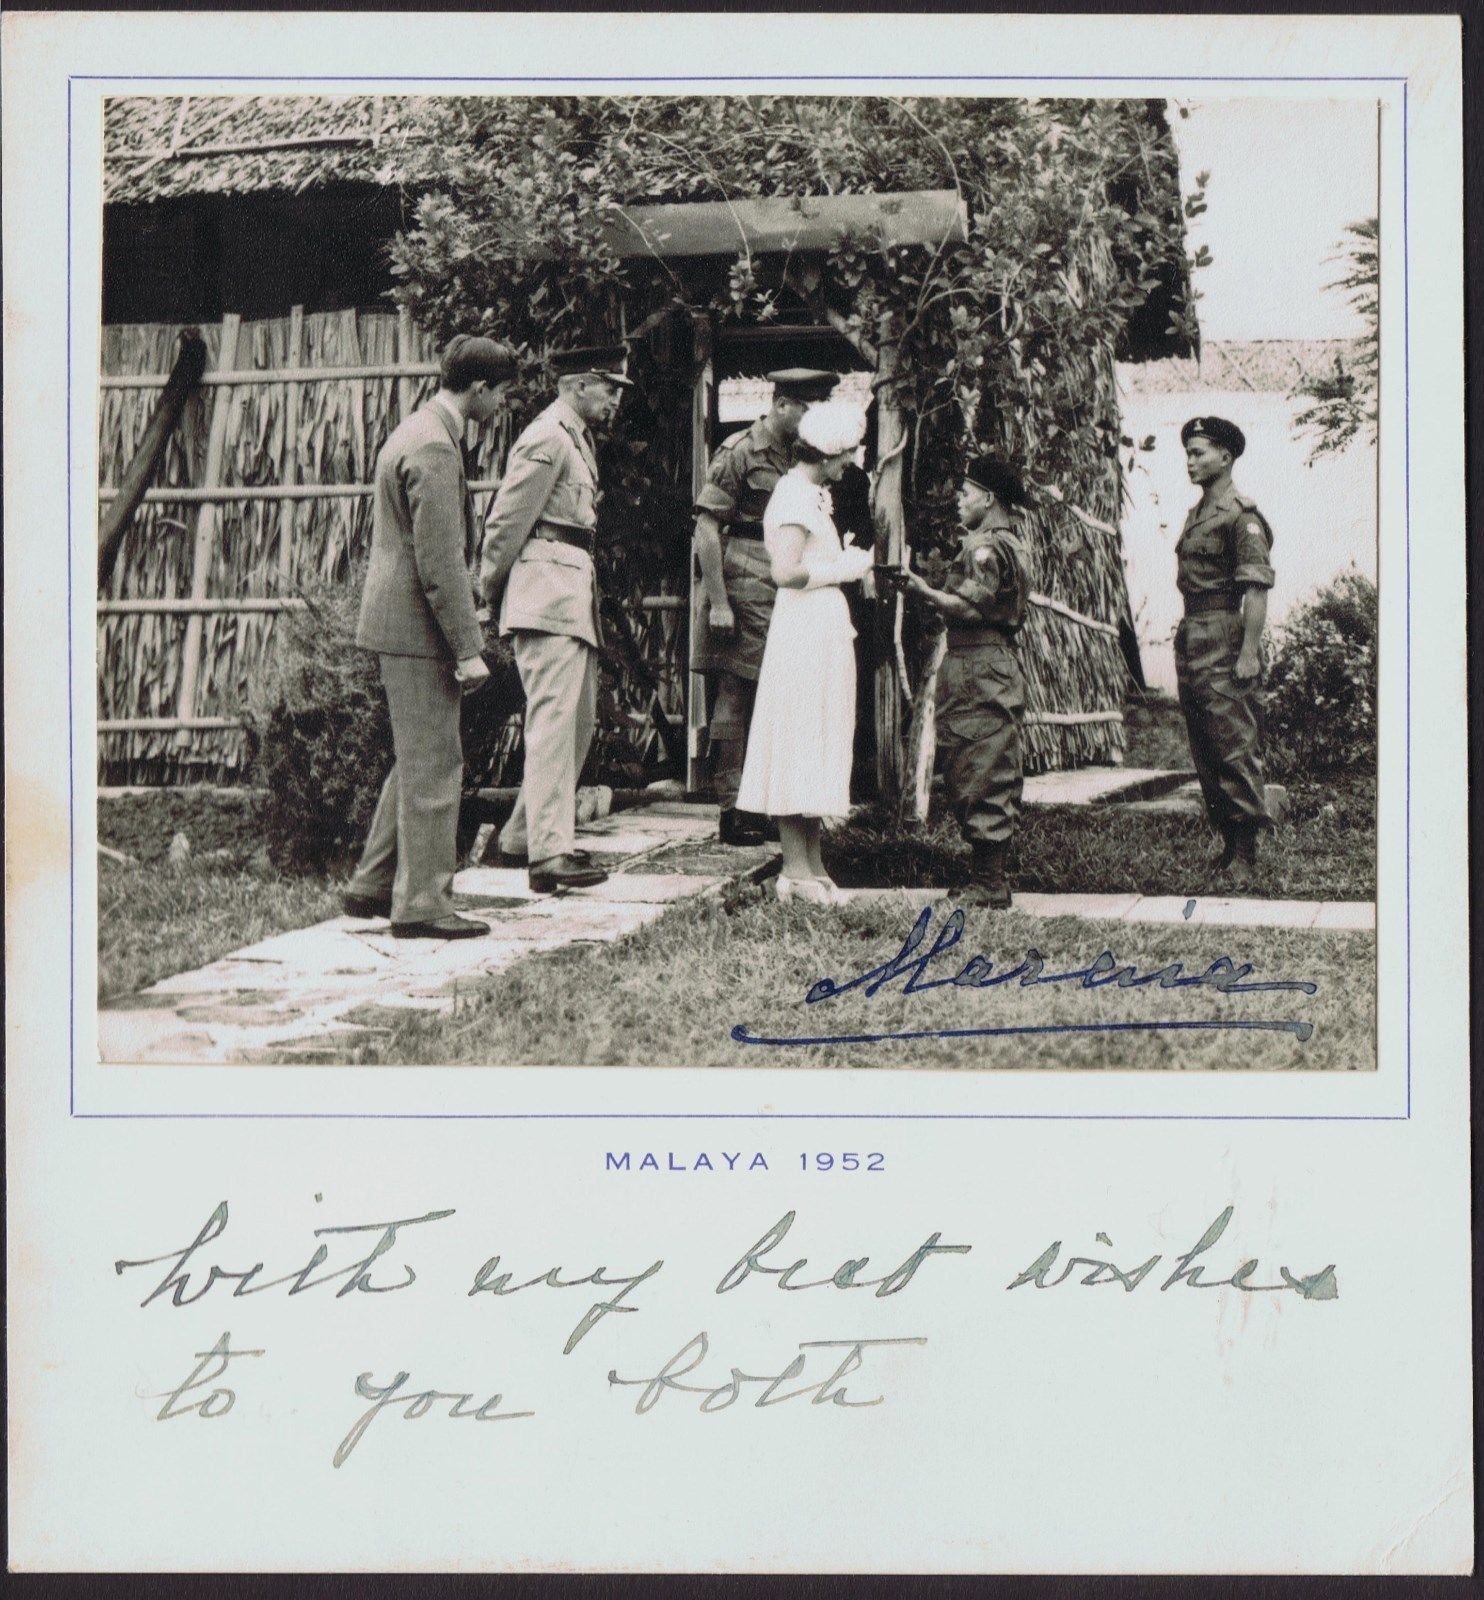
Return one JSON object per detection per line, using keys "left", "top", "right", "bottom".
{"left": 455, "top": 654, "right": 492, "bottom": 692}
{"left": 1233, "top": 647, "right": 1261, "bottom": 682}
{"left": 709, "top": 600, "right": 736, "bottom": 635}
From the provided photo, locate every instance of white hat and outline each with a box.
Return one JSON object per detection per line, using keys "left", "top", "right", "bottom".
{"left": 798, "top": 399, "right": 868, "bottom": 457}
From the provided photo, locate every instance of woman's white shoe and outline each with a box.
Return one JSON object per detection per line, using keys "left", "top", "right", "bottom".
{"left": 775, "top": 875, "right": 832, "bottom": 906}
{"left": 811, "top": 875, "right": 848, "bottom": 906}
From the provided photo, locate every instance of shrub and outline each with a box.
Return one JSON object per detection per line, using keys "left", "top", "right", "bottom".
{"left": 1262, "top": 571, "right": 1377, "bottom": 779}
{"left": 244, "top": 572, "right": 523, "bottom": 874}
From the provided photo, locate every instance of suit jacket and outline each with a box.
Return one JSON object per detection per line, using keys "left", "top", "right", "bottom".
{"left": 479, "top": 397, "right": 602, "bottom": 648}
{"left": 356, "top": 399, "right": 484, "bottom": 661}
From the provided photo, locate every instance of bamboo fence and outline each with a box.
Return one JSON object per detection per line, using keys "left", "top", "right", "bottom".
{"left": 98, "top": 307, "right": 1129, "bottom": 788}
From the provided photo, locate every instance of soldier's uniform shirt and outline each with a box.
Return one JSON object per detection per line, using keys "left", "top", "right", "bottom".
{"left": 692, "top": 419, "right": 794, "bottom": 681}
{"left": 480, "top": 397, "right": 603, "bottom": 647}
{"left": 478, "top": 396, "right": 605, "bottom": 866}
{"left": 1173, "top": 483, "right": 1276, "bottom": 831}
{"left": 935, "top": 521, "right": 1033, "bottom": 845}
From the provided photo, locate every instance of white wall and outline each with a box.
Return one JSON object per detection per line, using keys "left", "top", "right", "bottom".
{"left": 1117, "top": 382, "right": 1378, "bottom": 692}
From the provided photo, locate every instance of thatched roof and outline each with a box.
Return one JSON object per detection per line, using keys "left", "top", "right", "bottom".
{"left": 104, "top": 95, "right": 435, "bottom": 204}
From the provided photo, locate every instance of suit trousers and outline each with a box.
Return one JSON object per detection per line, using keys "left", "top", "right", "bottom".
{"left": 347, "top": 652, "right": 465, "bottom": 924}
{"left": 499, "top": 630, "right": 598, "bottom": 865}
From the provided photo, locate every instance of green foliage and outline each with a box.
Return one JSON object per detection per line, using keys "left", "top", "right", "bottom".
{"left": 243, "top": 572, "right": 392, "bottom": 874}
{"left": 1262, "top": 572, "right": 1377, "bottom": 778}
{"left": 1294, "top": 219, "right": 1378, "bottom": 462}
{"left": 387, "top": 95, "right": 1196, "bottom": 597}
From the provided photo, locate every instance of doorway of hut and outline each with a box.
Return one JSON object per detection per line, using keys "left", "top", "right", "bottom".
{"left": 684, "top": 318, "right": 878, "bottom": 803}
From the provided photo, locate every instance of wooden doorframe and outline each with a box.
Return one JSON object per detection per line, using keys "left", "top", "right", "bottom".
{"left": 685, "top": 313, "right": 715, "bottom": 796}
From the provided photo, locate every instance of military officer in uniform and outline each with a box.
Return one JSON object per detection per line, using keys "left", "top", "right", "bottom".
{"left": 693, "top": 367, "right": 839, "bottom": 845}
{"left": 890, "top": 455, "right": 1032, "bottom": 909}
{"left": 479, "top": 344, "right": 633, "bottom": 893}
{"left": 1174, "top": 415, "right": 1275, "bottom": 885}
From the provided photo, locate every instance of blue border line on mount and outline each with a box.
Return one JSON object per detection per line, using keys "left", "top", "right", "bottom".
{"left": 72, "top": 73, "right": 1408, "bottom": 1122}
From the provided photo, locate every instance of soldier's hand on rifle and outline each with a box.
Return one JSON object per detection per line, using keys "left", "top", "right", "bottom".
{"left": 709, "top": 600, "right": 736, "bottom": 634}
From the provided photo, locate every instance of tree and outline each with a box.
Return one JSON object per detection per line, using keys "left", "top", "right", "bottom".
{"left": 1293, "top": 218, "right": 1378, "bottom": 463}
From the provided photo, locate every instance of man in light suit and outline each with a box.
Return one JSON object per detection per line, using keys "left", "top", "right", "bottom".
{"left": 479, "top": 344, "right": 633, "bottom": 893}
{"left": 343, "top": 333, "right": 517, "bottom": 939}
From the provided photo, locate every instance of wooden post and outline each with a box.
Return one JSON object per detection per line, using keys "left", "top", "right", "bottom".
{"left": 397, "top": 306, "right": 416, "bottom": 421}
{"left": 98, "top": 328, "right": 207, "bottom": 589}
{"left": 173, "top": 313, "right": 240, "bottom": 745}
{"left": 904, "top": 633, "right": 946, "bottom": 823}
{"left": 686, "top": 314, "right": 714, "bottom": 796}
{"left": 871, "top": 320, "right": 908, "bottom": 806}
{"left": 277, "top": 305, "right": 304, "bottom": 585}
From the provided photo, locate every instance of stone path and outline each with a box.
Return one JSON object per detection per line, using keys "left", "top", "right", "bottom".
{"left": 99, "top": 797, "right": 1373, "bottom": 1066}
{"left": 835, "top": 886, "right": 1374, "bottom": 932}
{"left": 99, "top": 802, "right": 775, "bottom": 1065}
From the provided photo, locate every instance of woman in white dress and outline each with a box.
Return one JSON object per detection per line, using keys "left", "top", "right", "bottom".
{"left": 736, "top": 400, "right": 875, "bottom": 904}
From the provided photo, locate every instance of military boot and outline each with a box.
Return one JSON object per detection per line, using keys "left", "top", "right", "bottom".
{"left": 958, "top": 841, "right": 1012, "bottom": 910}
{"left": 1225, "top": 823, "right": 1260, "bottom": 889}
{"left": 1208, "top": 823, "right": 1237, "bottom": 871}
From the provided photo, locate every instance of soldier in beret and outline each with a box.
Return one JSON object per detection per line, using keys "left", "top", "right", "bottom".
{"left": 479, "top": 344, "right": 633, "bottom": 894}
{"left": 1175, "top": 415, "right": 1275, "bottom": 883}
{"left": 693, "top": 368, "right": 839, "bottom": 846}
{"left": 890, "top": 455, "right": 1032, "bottom": 909}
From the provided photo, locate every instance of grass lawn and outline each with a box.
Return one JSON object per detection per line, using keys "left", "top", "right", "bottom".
{"left": 360, "top": 887, "right": 1375, "bottom": 1071}
{"left": 98, "top": 855, "right": 340, "bottom": 1000}
{"left": 824, "top": 769, "right": 1375, "bottom": 902}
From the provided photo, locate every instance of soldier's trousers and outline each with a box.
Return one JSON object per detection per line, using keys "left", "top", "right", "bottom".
{"left": 348, "top": 652, "right": 464, "bottom": 924}
{"left": 500, "top": 630, "right": 598, "bottom": 865}
{"left": 936, "top": 637, "right": 1025, "bottom": 845}
{"left": 1175, "top": 610, "right": 1270, "bottom": 832}
{"left": 709, "top": 671, "right": 758, "bottom": 811}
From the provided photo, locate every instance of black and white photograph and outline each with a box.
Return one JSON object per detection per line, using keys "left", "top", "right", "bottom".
{"left": 7, "top": 9, "right": 1470, "bottom": 1579}
{"left": 93, "top": 89, "right": 1380, "bottom": 1067}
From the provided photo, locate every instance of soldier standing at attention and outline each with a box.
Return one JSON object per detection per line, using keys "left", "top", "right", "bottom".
{"left": 893, "top": 456, "right": 1032, "bottom": 909}
{"left": 1175, "top": 415, "right": 1275, "bottom": 885}
{"left": 479, "top": 345, "right": 633, "bottom": 894}
{"left": 693, "top": 368, "right": 839, "bottom": 845}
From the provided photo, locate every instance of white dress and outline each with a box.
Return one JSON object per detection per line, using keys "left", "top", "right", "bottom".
{"left": 736, "top": 468, "right": 864, "bottom": 819}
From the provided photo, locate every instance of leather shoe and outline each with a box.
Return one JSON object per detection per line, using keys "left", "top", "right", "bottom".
{"left": 342, "top": 891, "right": 392, "bottom": 919}
{"left": 497, "top": 846, "right": 593, "bottom": 869}
{"left": 529, "top": 854, "right": 610, "bottom": 893}
{"left": 390, "top": 913, "right": 490, "bottom": 940}
{"left": 719, "top": 808, "right": 767, "bottom": 847}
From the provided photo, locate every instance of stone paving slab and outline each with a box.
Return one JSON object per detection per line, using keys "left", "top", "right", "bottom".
{"left": 99, "top": 803, "right": 749, "bottom": 1065}
{"left": 1023, "top": 766, "right": 1189, "bottom": 807}
{"left": 836, "top": 886, "right": 1374, "bottom": 933}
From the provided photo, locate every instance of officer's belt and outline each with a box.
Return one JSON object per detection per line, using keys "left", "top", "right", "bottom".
{"left": 946, "top": 624, "right": 1017, "bottom": 648}
{"left": 1182, "top": 590, "right": 1240, "bottom": 617}
{"left": 725, "top": 519, "right": 766, "bottom": 542}
{"left": 532, "top": 522, "right": 596, "bottom": 556}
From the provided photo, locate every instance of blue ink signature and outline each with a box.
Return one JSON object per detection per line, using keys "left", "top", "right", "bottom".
{"left": 730, "top": 905, "right": 1317, "bottom": 1047}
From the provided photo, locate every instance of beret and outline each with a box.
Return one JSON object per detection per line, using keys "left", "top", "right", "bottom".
{"left": 965, "top": 454, "right": 1028, "bottom": 508}
{"left": 1181, "top": 415, "right": 1246, "bottom": 458}
{"left": 767, "top": 368, "right": 840, "bottom": 403}
{"left": 797, "top": 399, "right": 868, "bottom": 457}
{"left": 551, "top": 343, "right": 635, "bottom": 387}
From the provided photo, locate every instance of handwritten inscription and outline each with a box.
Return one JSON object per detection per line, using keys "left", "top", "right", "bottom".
{"left": 1009, "top": 1207, "right": 1339, "bottom": 1299}
{"left": 609, "top": 1332, "right": 927, "bottom": 1415}
{"left": 732, "top": 905, "right": 1318, "bottom": 1046}
{"left": 124, "top": 1202, "right": 1336, "bottom": 1466}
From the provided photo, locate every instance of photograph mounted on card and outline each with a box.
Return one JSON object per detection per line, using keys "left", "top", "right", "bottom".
{"left": 95, "top": 89, "right": 1378, "bottom": 1072}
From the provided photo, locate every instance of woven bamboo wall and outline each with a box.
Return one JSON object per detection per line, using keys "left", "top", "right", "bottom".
{"left": 98, "top": 309, "right": 512, "bottom": 783}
